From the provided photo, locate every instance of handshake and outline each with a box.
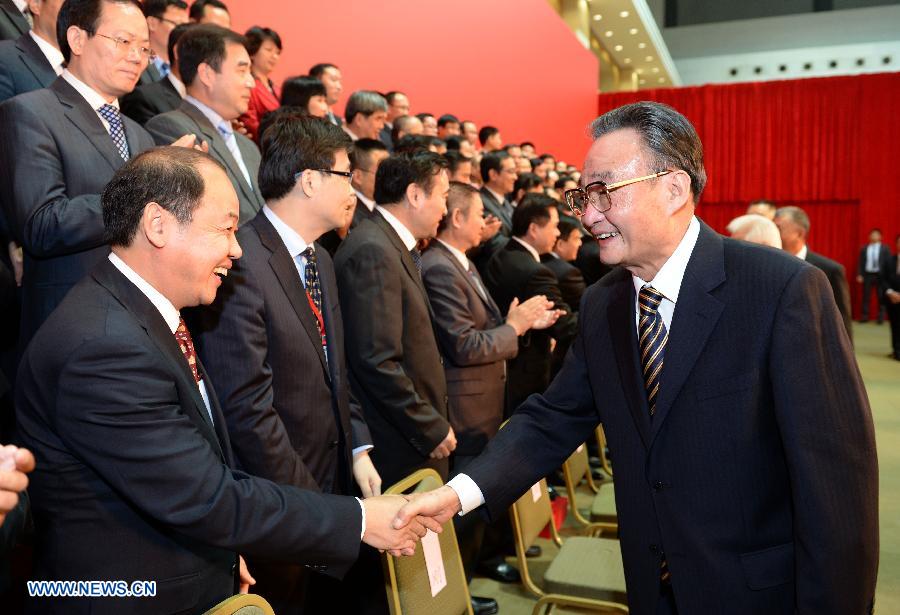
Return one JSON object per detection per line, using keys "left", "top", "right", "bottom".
{"left": 360, "top": 486, "right": 465, "bottom": 557}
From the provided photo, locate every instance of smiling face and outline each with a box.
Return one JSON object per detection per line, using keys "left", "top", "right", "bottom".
{"left": 251, "top": 39, "right": 281, "bottom": 77}
{"left": 67, "top": 1, "right": 149, "bottom": 99}
{"left": 579, "top": 128, "right": 691, "bottom": 280}
{"left": 203, "top": 41, "right": 254, "bottom": 120}
{"left": 166, "top": 162, "right": 242, "bottom": 307}
{"left": 530, "top": 206, "right": 560, "bottom": 255}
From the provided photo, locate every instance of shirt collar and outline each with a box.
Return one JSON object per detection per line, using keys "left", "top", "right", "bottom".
{"left": 186, "top": 95, "right": 229, "bottom": 134}
{"left": 29, "top": 31, "right": 64, "bottom": 75}
{"left": 263, "top": 205, "right": 310, "bottom": 259}
{"left": 12, "top": 0, "right": 26, "bottom": 13}
{"left": 485, "top": 186, "right": 507, "bottom": 205}
{"left": 342, "top": 124, "right": 359, "bottom": 141}
{"left": 437, "top": 239, "right": 469, "bottom": 271}
{"left": 151, "top": 56, "right": 169, "bottom": 74}
{"left": 108, "top": 252, "right": 180, "bottom": 334}
{"left": 631, "top": 216, "right": 701, "bottom": 304}
{"left": 355, "top": 189, "right": 375, "bottom": 212}
{"left": 62, "top": 68, "right": 118, "bottom": 108}
{"left": 375, "top": 206, "right": 417, "bottom": 250}
{"left": 512, "top": 236, "right": 541, "bottom": 263}
{"left": 796, "top": 244, "right": 808, "bottom": 260}
{"left": 167, "top": 72, "right": 186, "bottom": 98}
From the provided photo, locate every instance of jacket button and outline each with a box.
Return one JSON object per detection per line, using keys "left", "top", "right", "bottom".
{"left": 653, "top": 481, "right": 664, "bottom": 491}
{"left": 649, "top": 544, "right": 659, "bottom": 554}
{"left": 329, "top": 440, "right": 339, "bottom": 449}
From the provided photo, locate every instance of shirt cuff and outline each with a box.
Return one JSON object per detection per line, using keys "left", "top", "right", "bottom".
{"left": 446, "top": 473, "right": 485, "bottom": 516}
{"left": 352, "top": 444, "right": 374, "bottom": 457}
{"left": 356, "top": 497, "right": 366, "bottom": 540}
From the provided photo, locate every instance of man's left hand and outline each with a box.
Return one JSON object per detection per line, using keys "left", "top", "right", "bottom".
{"left": 353, "top": 450, "right": 382, "bottom": 498}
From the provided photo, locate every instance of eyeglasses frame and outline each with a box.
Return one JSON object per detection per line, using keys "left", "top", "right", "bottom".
{"left": 564, "top": 170, "right": 672, "bottom": 217}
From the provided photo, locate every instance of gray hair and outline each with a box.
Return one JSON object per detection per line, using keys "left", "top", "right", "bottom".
{"left": 345, "top": 90, "right": 387, "bottom": 125}
{"left": 774, "top": 205, "right": 810, "bottom": 234}
{"left": 591, "top": 101, "right": 706, "bottom": 204}
{"left": 726, "top": 214, "right": 783, "bottom": 249}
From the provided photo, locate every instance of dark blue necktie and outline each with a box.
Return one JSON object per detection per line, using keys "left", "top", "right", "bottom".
{"left": 638, "top": 285, "right": 667, "bottom": 417}
{"left": 410, "top": 248, "right": 422, "bottom": 274}
{"left": 98, "top": 104, "right": 129, "bottom": 161}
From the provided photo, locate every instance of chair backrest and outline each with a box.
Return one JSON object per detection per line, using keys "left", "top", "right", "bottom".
{"left": 510, "top": 478, "right": 555, "bottom": 550}
{"left": 564, "top": 442, "right": 591, "bottom": 488}
{"left": 201, "top": 594, "right": 275, "bottom": 615}
{"left": 382, "top": 469, "right": 473, "bottom": 615}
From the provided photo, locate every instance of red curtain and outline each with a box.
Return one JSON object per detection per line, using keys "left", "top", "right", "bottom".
{"left": 597, "top": 73, "right": 900, "bottom": 318}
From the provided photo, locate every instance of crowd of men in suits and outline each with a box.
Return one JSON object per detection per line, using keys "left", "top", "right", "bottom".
{"left": 0, "top": 1, "right": 884, "bottom": 614}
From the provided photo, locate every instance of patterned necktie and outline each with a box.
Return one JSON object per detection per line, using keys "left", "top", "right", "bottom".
{"left": 638, "top": 285, "right": 667, "bottom": 417}
{"left": 409, "top": 248, "right": 423, "bottom": 274}
{"left": 301, "top": 247, "right": 327, "bottom": 357}
{"left": 158, "top": 61, "right": 171, "bottom": 79}
{"left": 174, "top": 317, "right": 201, "bottom": 384}
{"left": 98, "top": 104, "right": 130, "bottom": 161}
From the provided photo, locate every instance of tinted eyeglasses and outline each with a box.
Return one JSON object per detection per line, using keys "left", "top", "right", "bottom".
{"left": 564, "top": 170, "right": 672, "bottom": 216}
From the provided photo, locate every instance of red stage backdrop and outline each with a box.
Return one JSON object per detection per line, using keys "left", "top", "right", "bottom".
{"left": 226, "top": 0, "right": 599, "bottom": 164}
{"left": 597, "top": 73, "right": 900, "bottom": 318}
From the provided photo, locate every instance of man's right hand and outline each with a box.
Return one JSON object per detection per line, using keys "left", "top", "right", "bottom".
{"left": 362, "top": 495, "right": 442, "bottom": 557}
{"left": 506, "top": 295, "right": 555, "bottom": 335}
{"left": 480, "top": 215, "right": 502, "bottom": 242}
{"left": 0, "top": 445, "right": 34, "bottom": 528}
{"left": 429, "top": 427, "right": 457, "bottom": 460}
{"left": 393, "top": 486, "right": 462, "bottom": 530}
{"left": 171, "top": 134, "right": 210, "bottom": 153}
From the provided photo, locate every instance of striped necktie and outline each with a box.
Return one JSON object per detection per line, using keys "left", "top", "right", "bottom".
{"left": 637, "top": 285, "right": 667, "bottom": 417}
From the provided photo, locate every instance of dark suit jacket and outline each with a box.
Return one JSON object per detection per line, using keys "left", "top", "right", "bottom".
{"left": 334, "top": 212, "right": 451, "bottom": 486}
{"left": 0, "top": 32, "right": 55, "bottom": 102}
{"left": 471, "top": 187, "right": 512, "bottom": 274}
{"left": 540, "top": 253, "right": 586, "bottom": 313}
{"left": 804, "top": 249, "right": 852, "bottom": 343}
{"left": 884, "top": 254, "right": 900, "bottom": 294}
{"left": 421, "top": 241, "right": 517, "bottom": 456}
{"left": 15, "top": 259, "right": 362, "bottom": 615}
{"left": 0, "top": 77, "right": 155, "bottom": 342}
{"left": 482, "top": 239, "right": 578, "bottom": 411}
{"left": 379, "top": 124, "right": 393, "bottom": 150}
{"left": 145, "top": 101, "right": 265, "bottom": 224}
{"left": 137, "top": 61, "right": 163, "bottom": 87}
{"left": 120, "top": 75, "right": 182, "bottom": 125}
{"left": 575, "top": 238, "right": 614, "bottom": 285}
{"left": 857, "top": 242, "right": 891, "bottom": 276}
{"left": 0, "top": 0, "right": 27, "bottom": 42}
{"left": 194, "top": 211, "right": 371, "bottom": 496}
{"left": 464, "top": 222, "right": 878, "bottom": 615}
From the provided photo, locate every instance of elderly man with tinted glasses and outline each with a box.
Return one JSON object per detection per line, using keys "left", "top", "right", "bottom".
{"left": 395, "top": 101, "right": 878, "bottom": 615}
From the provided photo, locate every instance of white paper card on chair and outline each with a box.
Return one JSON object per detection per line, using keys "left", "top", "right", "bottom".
{"left": 421, "top": 530, "right": 447, "bottom": 597}
{"left": 531, "top": 482, "right": 542, "bottom": 502}
{"left": 576, "top": 444, "right": 584, "bottom": 454}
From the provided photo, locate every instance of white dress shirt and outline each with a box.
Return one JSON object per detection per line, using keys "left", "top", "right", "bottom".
{"left": 61, "top": 69, "right": 119, "bottom": 132}
{"left": 185, "top": 95, "right": 253, "bottom": 189}
{"left": 375, "top": 206, "right": 417, "bottom": 250}
{"left": 107, "top": 253, "right": 214, "bottom": 424}
{"left": 795, "top": 244, "right": 808, "bottom": 261}
{"left": 436, "top": 238, "right": 470, "bottom": 271}
{"left": 263, "top": 206, "right": 374, "bottom": 459}
{"left": 167, "top": 72, "right": 187, "bottom": 98}
{"left": 29, "top": 31, "right": 63, "bottom": 76}
{"left": 865, "top": 243, "right": 882, "bottom": 273}
{"left": 484, "top": 186, "right": 508, "bottom": 207}
{"left": 512, "top": 236, "right": 541, "bottom": 263}
{"left": 355, "top": 190, "right": 375, "bottom": 213}
{"left": 447, "top": 216, "right": 702, "bottom": 516}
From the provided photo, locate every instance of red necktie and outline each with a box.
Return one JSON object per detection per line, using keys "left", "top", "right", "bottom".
{"left": 174, "top": 317, "right": 201, "bottom": 384}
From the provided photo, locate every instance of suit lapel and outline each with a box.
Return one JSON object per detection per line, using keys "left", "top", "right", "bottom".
{"left": 433, "top": 242, "right": 500, "bottom": 318}
{"left": 373, "top": 212, "right": 432, "bottom": 311}
{"left": 480, "top": 188, "right": 512, "bottom": 229}
{"left": 253, "top": 214, "right": 330, "bottom": 377}
{"left": 91, "top": 259, "right": 226, "bottom": 459}
{"left": 51, "top": 78, "right": 124, "bottom": 172}
{"left": 606, "top": 273, "right": 650, "bottom": 449}
{"left": 235, "top": 135, "right": 264, "bottom": 207}
{"left": 648, "top": 223, "right": 726, "bottom": 447}
{"left": 0, "top": 0, "right": 28, "bottom": 37}
{"left": 16, "top": 33, "right": 55, "bottom": 86}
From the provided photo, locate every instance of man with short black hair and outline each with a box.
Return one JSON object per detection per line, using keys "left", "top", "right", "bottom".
{"left": 138, "top": 0, "right": 187, "bottom": 84}
{"left": 310, "top": 61, "right": 342, "bottom": 126}
{"left": 188, "top": 0, "right": 228, "bottom": 27}
{"left": 519, "top": 141, "right": 535, "bottom": 158}
{"left": 479, "top": 125, "right": 501, "bottom": 152}
{"left": 343, "top": 90, "right": 387, "bottom": 141}
{"left": 349, "top": 137, "right": 388, "bottom": 226}
{"left": 380, "top": 90, "right": 408, "bottom": 148}
{"left": 774, "top": 205, "right": 852, "bottom": 342}
{"left": 437, "top": 113, "right": 460, "bottom": 139}
{"left": 146, "top": 24, "right": 264, "bottom": 223}
{"left": 471, "top": 151, "right": 516, "bottom": 272}
{"left": 195, "top": 116, "right": 382, "bottom": 614}
{"left": 121, "top": 21, "right": 191, "bottom": 124}
{"left": 445, "top": 150, "right": 472, "bottom": 184}
{"left": 417, "top": 111, "right": 436, "bottom": 136}
{"left": 857, "top": 227, "right": 891, "bottom": 323}
{"left": 0, "top": 0, "right": 164, "bottom": 342}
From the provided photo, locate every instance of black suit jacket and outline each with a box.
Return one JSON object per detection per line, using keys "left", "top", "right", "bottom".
{"left": 804, "top": 249, "right": 853, "bottom": 343}
{"left": 482, "top": 239, "right": 578, "bottom": 411}
{"left": 471, "top": 187, "right": 512, "bottom": 274}
{"left": 464, "top": 221, "right": 878, "bottom": 615}
{"left": 0, "top": 32, "right": 55, "bottom": 102}
{"left": 137, "top": 62, "right": 163, "bottom": 87}
{"left": 421, "top": 241, "right": 517, "bottom": 455}
{"left": 120, "top": 75, "right": 182, "bottom": 125}
{"left": 540, "top": 253, "right": 586, "bottom": 313}
{"left": 194, "top": 211, "right": 371, "bottom": 496}
{"left": 15, "top": 259, "right": 362, "bottom": 615}
{"left": 0, "top": 77, "right": 155, "bottom": 342}
{"left": 334, "top": 212, "right": 451, "bottom": 486}
{"left": 0, "top": 0, "right": 27, "bottom": 42}
{"left": 857, "top": 242, "right": 891, "bottom": 276}
{"left": 146, "top": 101, "right": 265, "bottom": 224}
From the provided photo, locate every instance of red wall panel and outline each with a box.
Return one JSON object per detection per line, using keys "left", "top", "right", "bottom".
{"left": 226, "top": 0, "right": 600, "bottom": 164}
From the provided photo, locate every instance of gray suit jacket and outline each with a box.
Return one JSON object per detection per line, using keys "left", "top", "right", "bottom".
{"left": 0, "top": 32, "right": 56, "bottom": 102}
{"left": 194, "top": 211, "right": 372, "bottom": 496}
{"left": 334, "top": 212, "right": 451, "bottom": 485}
{"left": 421, "top": 241, "right": 516, "bottom": 455}
{"left": 120, "top": 75, "right": 182, "bottom": 125}
{"left": 0, "top": 0, "right": 27, "bottom": 42}
{"left": 137, "top": 62, "right": 163, "bottom": 87}
{"left": 0, "top": 76, "right": 155, "bottom": 341}
{"left": 145, "top": 101, "right": 265, "bottom": 224}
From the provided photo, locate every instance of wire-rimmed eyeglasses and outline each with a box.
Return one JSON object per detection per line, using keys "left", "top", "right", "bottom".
{"left": 564, "top": 170, "right": 672, "bottom": 216}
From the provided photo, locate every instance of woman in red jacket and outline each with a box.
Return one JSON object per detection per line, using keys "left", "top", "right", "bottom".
{"left": 240, "top": 26, "right": 282, "bottom": 141}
